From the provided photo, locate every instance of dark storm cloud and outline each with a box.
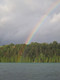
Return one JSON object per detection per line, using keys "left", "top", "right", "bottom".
{"left": 0, "top": 0, "right": 60, "bottom": 45}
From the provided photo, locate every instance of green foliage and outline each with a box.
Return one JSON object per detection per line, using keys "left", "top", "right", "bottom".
{"left": 0, "top": 41, "right": 60, "bottom": 63}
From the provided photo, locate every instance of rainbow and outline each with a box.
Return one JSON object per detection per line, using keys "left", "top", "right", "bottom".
{"left": 25, "top": 0, "right": 60, "bottom": 44}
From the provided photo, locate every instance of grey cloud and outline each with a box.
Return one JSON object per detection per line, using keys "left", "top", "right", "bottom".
{"left": 0, "top": 0, "right": 60, "bottom": 45}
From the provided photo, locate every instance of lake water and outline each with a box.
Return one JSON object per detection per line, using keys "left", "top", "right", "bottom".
{"left": 0, "top": 63, "right": 60, "bottom": 80}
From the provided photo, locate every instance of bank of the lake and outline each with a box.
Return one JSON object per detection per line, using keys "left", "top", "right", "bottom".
{"left": 0, "top": 41, "right": 60, "bottom": 63}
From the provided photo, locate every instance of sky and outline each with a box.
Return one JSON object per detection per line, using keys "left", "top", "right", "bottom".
{"left": 0, "top": 0, "right": 60, "bottom": 45}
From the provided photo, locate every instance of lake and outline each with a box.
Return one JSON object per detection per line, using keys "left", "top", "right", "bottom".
{"left": 0, "top": 63, "right": 60, "bottom": 80}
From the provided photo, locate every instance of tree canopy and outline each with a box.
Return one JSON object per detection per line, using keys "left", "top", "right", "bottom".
{"left": 0, "top": 41, "right": 60, "bottom": 63}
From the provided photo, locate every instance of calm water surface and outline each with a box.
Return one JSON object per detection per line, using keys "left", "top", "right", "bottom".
{"left": 0, "top": 63, "right": 60, "bottom": 80}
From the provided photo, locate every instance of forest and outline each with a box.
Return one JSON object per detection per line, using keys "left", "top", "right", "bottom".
{"left": 0, "top": 41, "right": 60, "bottom": 63}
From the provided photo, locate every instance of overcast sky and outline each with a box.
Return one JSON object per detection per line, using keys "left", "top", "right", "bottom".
{"left": 0, "top": 0, "right": 60, "bottom": 45}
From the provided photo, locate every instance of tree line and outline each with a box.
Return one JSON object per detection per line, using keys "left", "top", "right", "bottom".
{"left": 0, "top": 41, "right": 60, "bottom": 63}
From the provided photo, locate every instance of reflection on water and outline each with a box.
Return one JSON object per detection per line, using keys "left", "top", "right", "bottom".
{"left": 0, "top": 63, "right": 60, "bottom": 80}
